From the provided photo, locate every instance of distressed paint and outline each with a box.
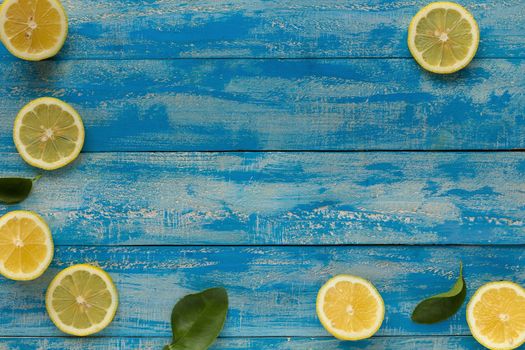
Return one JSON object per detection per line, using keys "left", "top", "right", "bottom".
{"left": 0, "top": 0, "right": 523, "bottom": 347}
{"left": 1, "top": 152, "right": 524, "bottom": 245}
{"left": 0, "top": 336, "right": 489, "bottom": 349}
{"left": 0, "top": 59, "right": 523, "bottom": 151}
{"left": 0, "top": 0, "right": 522, "bottom": 60}
{"left": 0, "top": 246, "right": 523, "bottom": 337}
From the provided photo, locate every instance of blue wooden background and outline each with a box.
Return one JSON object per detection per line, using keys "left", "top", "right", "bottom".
{"left": 0, "top": 0, "right": 524, "bottom": 349}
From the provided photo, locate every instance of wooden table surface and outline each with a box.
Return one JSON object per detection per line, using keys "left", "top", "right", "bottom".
{"left": 1, "top": 0, "right": 524, "bottom": 349}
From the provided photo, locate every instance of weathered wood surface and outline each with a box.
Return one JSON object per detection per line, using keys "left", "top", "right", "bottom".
{"left": 0, "top": 246, "right": 523, "bottom": 337}
{"left": 0, "top": 59, "right": 523, "bottom": 151}
{"left": 0, "top": 336, "right": 489, "bottom": 349}
{"left": 0, "top": 0, "right": 522, "bottom": 60}
{"left": 2, "top": 152, "right": 524, "bottom": 245}
{"left": 0, "top": 0, "right": 523, "bottom": 348}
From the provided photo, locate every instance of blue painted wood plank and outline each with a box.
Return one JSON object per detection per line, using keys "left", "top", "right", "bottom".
{"left": 0, "top": 336, "right": 490, "bottom": 349}
{"left": 0, "top": 246, "right": 523, "bottom": 337}
{"left": 0, "top": 59, "right": 523, "bottom": 151}
{"left": 0, "top": 0, "right": 522, "bottom": 60}
{"left": 2, "top": 152, "right": 524, "bottom": 246}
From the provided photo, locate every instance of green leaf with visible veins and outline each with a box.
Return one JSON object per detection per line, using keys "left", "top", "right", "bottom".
{"left": 165, "top": 287, "right": 228, "bottom": 350}
{"left": 412, "top": 262, "right": 467, "bottom": 324}
{"left": 0, "top": 175, "right": 41, "bottom": 204}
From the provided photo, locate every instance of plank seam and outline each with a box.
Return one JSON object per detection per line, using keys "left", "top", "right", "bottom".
{"left": 1, "top": 150, "right": 525, "bottom": 155}
{"left": 0, "top": 57, "right": 523, "bottom": 62}
{"left": 46, "top": 244, "right": 525, "bottom": 248}
{"left": 0, "top": 335, "right": 478, "bottom": 339}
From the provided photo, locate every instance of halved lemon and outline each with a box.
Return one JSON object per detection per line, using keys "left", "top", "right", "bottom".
{"left": 13, "top": 97, "right": 85, "bottom": 171}
{"left": 316, "top": 274, "right": 385, "bottom": 340}
{"left": 0, "top": 210, "right": 53, "bottom": 281}
{"left": 467, "top": 281, "right": 525, "bottom": 350}
{"left": 0, "top": 0, "right": 68, "bottom": 61}
{"left": 407, "top": 2, "right": 479, "bottom": 74}
{"left": 46, "top": 264, "right": 119, "bottom": 336}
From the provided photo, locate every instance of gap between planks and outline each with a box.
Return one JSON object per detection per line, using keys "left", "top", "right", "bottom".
{"left": 0, "top": 335, "right": 478, "bottom": 339}
{"left": 0, "top": 148, "right": 525, "bottom": 156}
{"left": 1, "top": 57, "right": 524, "bottom": 62}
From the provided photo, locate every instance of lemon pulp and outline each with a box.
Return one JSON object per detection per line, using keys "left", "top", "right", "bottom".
{"left": 46, "top": 264, "right": 119, "bottom": 336}
{"left": 0, "top": 211, "right": 53, "bottom": 281}
{"left": 316, "top": 275, "right": 385, "bottom": 340}
{"left": 408, "top": 2, "right": 479, "bottom": 74}
{"left": 13, "top": 97, "right": 85, "bottom": 170}
{"left": 0, "top": 0, "right": 68, "bottom": 60}
{"left": 467, "top": 282, "right": 525, "bottom": 350}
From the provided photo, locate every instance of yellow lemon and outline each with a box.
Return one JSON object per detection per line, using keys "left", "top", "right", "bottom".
{"left": 408, "top": 2, "right": 479, "bottom": 74}
{"left": 46, "top": 264, "right": 119, "bottom": 336}
{"left": 467, "top": 281, "right": 525, "bottom": 350}
{"left": 13, "top": 97, "right": 85, "bottom": 170}
{"left": 0, "top": 0, "right": 68, "bottom": 61}
{"left": 0, "top": 210, "right": 53, "bottom": 281}
{"left": 316, "top": 274, "right": 385, "bottom": 340}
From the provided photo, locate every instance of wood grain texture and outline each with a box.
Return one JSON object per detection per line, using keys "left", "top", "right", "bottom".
{"left": 0, "top": 246, "right": 523, "bottom": 337}
{"left": 0, "top": 59, "right": 523, "bottom": 151}
{"left": 2, "top": 152, "right": 524, "bottom": 245}
{"left": 0, "top": 0, "right": 523, "bottom": 347}
{"left": 0, "top": 336, "right": 488, "bottom": 349}
{"left": 0, "top": 0, "right": 522, "bottom": 60}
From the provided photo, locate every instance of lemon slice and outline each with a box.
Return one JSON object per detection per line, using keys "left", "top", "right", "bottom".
{"left": 13, "top": 97, "right": 85, "bottom": 170}
{"left": 467, "top": 281, "right": 525, "bottom": 350}
{"left": 0, "top": 210, "right": 53, "bottom": 281}
{"left": 407, "top": 2, "right": 479, "bottom": 74}
{"left": 46, "top": 264, "right": 119, "bottom": 336}
{"left": 0, "top": 0, "right": 67, "bottom": 61}
{"left": 316, "top": 275, "right": 385, "bottom": 340}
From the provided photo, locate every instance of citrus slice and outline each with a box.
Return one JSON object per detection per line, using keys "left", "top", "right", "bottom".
{"left": 467, "top": 281, "right": 525, "bottom": 350}
{"left": 407, "top": 2, "right": 479, "bottom": 74}
{"left": 316, "top": 274, "right": 385, "bottom": 340}
{"left": 0, "top": 0, "right": 68, "bottom": 61}
{"left": 13, "top": 97, "right": 85, "bottom": 171}
{"left": 0, "top": 210, "right": 53, "bottom": 281}
{"left": 46, "top": 264, "right": 119, "bottom": 336}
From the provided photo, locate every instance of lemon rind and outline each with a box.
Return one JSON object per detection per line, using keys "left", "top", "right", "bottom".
{"left": 13, "top": 97, "right": 85, "bottom": 171}
{"left": 316, "top": 274, "right": 385, "bottom": 341}
{"left": 467, "top": 281, "right": 525, "bottom": 350}
{"left": 46, "top": 263, "right": 119, "bottom": 337}
{"left": 0, "top": 0, "right": 68, "bottom": 61}
{"left": 407, "top": 1, "right": 479, "bottom": 74}
{"left": 0, "top": 210, "right": 54, "bottom": 281}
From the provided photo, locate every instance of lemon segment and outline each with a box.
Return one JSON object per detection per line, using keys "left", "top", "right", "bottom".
{"left": 316, "top": 274, "right": 385, "bottom": 340}
{"left": 407, "top": 2, "right": 479, "bottom": 74}
{"left": 0, "top": 210, "right": 53, "bottom": 281}
{"left": 0, "top": 0, "right": 68, "bottom": 61}
{"left": 467, "top": 281, "right": 525, "bottom": 350}
{"left": 13, "top": 97, "right": 85, "bottom": 171}
{"left": 46, "top": 264, "right": 119, "bottom": 336}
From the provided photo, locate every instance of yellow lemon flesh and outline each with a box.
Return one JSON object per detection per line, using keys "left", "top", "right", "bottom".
{"left": 467, "top": 281, "right": 525, "bottom": 350}
{"left": 46, "top": 264, "right": 119, "bottom": 336}
{"left": 408, "top": 2, "right": 479, "bottom": 74}
{"left": 0, "top": 0, "right": 67, "bottom": 61}
{"left": 316, "top": 274, "right": 385, "bottom": 340}
{"left": 13, "top": 97, "right": 85, "bottom": 171}
{"left": 0, "top": 210, "right": 53, "bottom": 281}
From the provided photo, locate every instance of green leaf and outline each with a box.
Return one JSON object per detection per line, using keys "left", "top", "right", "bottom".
{"left": 412, "top": 262, "right": 467, "bottom": 324}
{"left": 166, "top": 287, "right": 228, "bottom": 350}
{"left": 0, "top": 175, "right": 41, "bottom": 204}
